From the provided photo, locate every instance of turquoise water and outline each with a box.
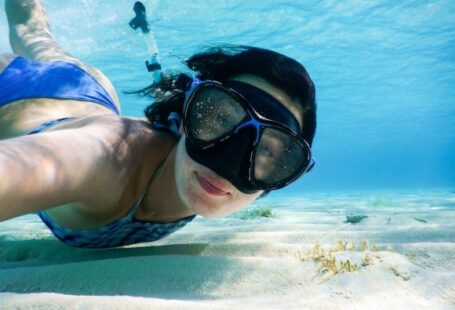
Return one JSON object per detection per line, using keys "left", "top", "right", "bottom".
{"left": 1, "top": 3, "right": 455, "bottom": 305}
{"left": 0, "top": 0, "right": 454, "bottom": 194}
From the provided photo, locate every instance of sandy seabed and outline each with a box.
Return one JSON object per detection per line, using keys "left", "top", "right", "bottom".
{"left": 1, "top": 189, "right": 454, "bottom": 309}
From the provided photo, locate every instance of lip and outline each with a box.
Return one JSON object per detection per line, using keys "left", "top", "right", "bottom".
{"left": 195, "top": 172, "right": 230, "bottom": 196}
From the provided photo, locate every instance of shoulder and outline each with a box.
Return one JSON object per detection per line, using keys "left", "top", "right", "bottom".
{"left": 44, "top": 114, "right": 178, "bottom": 157}
{"left": 88, "top": 115, "right": 179, "bottom": 152}
{"left": 43, "top": 114, "right": 178, "bottom": 210}
{"left": 77, "top": 115, "right": 179, "bottom": 214}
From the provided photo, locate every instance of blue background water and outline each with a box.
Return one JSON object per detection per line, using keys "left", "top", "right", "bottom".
{"left": 0, "top": 0, "right": 454, "bottom": 195}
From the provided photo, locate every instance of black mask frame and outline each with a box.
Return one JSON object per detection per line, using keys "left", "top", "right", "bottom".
{"left": 182, "top": 77, "right": 315, "bottom": 193}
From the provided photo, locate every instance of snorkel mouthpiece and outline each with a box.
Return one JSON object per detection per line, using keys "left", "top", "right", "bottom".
{"left": 129, "top": 1, "right": 150, "bottom": 33}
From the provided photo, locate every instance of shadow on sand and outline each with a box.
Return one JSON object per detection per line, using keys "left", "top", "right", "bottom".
{"left": 0, "top": 237, "right": 266, "bottom": 299}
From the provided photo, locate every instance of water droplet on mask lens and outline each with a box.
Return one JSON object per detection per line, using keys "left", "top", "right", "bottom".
{"left": 196, "top": 113, "right": 202, "bottom": 119}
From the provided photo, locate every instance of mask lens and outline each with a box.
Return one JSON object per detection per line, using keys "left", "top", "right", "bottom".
{"left": 254, "top": 127, "right": 308, "bottom": 185}
{"left": 186, "top": 86, "right": 247, "bottom": 142}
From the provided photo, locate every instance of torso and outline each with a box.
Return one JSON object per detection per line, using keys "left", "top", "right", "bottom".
{"left": 0, "top": 54, "right": 180, "bottom": 230}
{"left": 48, "top": 115, "right": 179, "bottom": 229}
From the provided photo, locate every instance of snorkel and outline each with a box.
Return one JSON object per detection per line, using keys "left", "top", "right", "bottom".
{"left": 129, "top": 1, "right": 162, "bottom": 83}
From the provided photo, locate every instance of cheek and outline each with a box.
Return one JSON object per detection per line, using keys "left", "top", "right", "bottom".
{"left": 175, "top": 138, "right": 194, "bottom": 195}
{"left": 175, "top": 137, "right": 208, "bottom": 208}
{"left": 175, "top": 138, "right": 190, "bottom": 175}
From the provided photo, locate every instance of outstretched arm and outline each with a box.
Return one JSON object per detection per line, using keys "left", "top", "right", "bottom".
{"left": 0, "top": 127, "right": 118, "bottom": 222}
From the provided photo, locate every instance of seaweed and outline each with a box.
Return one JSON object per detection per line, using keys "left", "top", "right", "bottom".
{"left": 390, "top": 267, "right": 411, "bottom": 281}
{"left": 297, "top": 240, "right": 368, "bottom": 276}
{"left": 239, "top": 207, "right": 275, "bottom": 219}
{"left": 358, "top": 240, "right": 369, "bottom": 251}
{"left": 319, "top": 255, "right": 359, "bottom": 275}
{"left": 294, "top": 239, "right": 409, "bottom": 278}
{"left": 340, "top": 259, "right": 358, "bottom": 272}
{"left": 370, "top": 244, "right": 394, "bottom": 252}
{"left": 331, "top": 240, "right": 347, "bottom": 252}
{"left": 306, "top": 241, "right": 325, "bottom": 261}
{"left": 345, "top": 214, "right": 368, "bottom": 224}
{"left": 361, "top": 253, "right": 372, "bottom": 266}
{"left": 319, "top": 254, "right": 338, "bottom": 274}
{"left": 403, "top": 251, "right": 417, "bottom": 260}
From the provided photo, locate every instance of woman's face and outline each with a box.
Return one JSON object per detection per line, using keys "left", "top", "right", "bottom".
{"left": 174, "top": 74, "right": 303, "bottom": 217}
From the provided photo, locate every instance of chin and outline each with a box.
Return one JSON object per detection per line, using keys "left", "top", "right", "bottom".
{"left": 187, "top": 171, "right": 263, "bottom": 218}
{"left": 183, "top": 170, "right": 234, "bottom": 217}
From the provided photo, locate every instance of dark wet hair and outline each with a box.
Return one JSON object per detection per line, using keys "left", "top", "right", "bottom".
{"left": 132, "top": 45, "right": 317, "bottom": 198}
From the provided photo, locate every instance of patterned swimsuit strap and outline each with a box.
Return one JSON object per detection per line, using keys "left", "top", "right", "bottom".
{"left": 28, "top": 117, "right": 76, "bottom": 135}
{"left": 127, "top": 161, "right": 165, "bottom": 220}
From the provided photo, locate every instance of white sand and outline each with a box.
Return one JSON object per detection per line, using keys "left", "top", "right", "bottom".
{"left": 1, "top": 189, "right": 454, "bottom": 309}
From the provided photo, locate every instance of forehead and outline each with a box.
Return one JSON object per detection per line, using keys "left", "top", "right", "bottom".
{"left": 228, "top": 74, "right": 304, "bottom": 131}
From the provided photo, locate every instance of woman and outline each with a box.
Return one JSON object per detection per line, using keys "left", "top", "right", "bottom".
{"left": 0, "top": 0, "right": 317, "bottom": 248}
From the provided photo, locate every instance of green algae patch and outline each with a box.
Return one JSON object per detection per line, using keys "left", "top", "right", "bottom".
{"left": 239, "top": 207, "right": 275, "bottom": 220}
{"left": 345, "top": 214, "right": 368, "bottom": 224}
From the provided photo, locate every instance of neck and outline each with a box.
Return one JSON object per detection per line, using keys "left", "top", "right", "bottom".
{"left": 137, "top": 143, "right": 194, "bottom": 223}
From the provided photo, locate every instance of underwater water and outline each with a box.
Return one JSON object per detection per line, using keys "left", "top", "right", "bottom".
{"left": 1, "top": 2, "right": 455, "bottom": 307}
{"left": 1, "top": 0, "right": 453, "bottom": 194}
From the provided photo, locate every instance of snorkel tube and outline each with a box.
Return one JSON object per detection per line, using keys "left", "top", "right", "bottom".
{"left": 129, "top": 1, "right": 162, "bottom": 83}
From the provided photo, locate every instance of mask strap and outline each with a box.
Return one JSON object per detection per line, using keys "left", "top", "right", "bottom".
{"left": 150, "top": 112, "right": 182, "bottom": 139}
{"left": 174, "top": 74, "right": 196, "bottom": 92}
{"left": 167, "top": 112, "right": 182, "bottom": 138}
